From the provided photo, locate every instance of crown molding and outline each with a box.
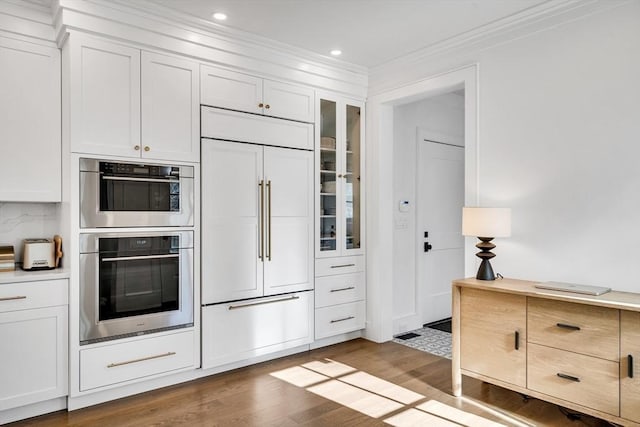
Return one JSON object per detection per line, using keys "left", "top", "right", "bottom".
{"left": 54, "top": 0, "right": 368, "bottom": 98}
{"left": 369, "top": 0, "right": 634, "bottom": 96}
{"left": 0, "top": 0, "right": 56, "bottom": 41}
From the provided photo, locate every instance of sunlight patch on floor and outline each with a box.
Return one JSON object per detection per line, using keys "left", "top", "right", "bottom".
{"left": 301, "top": 358, "right": 357, "bottom": 377}
{"left": 340, "top": 371, "right": 424, "bottom": 404}
{"left": 384, "top": 408, "right": 460, "bottom": 426}
{"left": 270, "top": 358, "right": 509, "bottom": 426}
{"left": 269, "top": 365, "right": 329, "bottom": 387}
{"left": 307, "top": 379, "right": 404, "bottom": 418}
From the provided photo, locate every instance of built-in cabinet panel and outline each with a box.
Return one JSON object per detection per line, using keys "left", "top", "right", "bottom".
{"left": 67, "top": 34, "right": 199, "bottom": 162}
{"left": 200, "top": 64, "right": 314, "bottom": 122}
{"left": 201, "top": 139, "right": 313, "bottom": 305}
{"left": 141, "top": 52, "right": 199, "bottom": 162}
{"left": 0, "top": 35, "right": 61, "bottom": 202}
{"left": 201, "top": 106, "right": 313, "bottom": 150}
{"left": 202, "top": 291, "right": 313, "bottom": 369}
{"left": 68, "top": 35, "right": 141, "bottom": 158}
{"left": 0, "top": 279, "right": 67, "bottom": 411}
{"left": 460, "top": 288, "right": 526, "bottom": 387}
{"left": 621, "top": 310, "right": 640, "bottom": 423}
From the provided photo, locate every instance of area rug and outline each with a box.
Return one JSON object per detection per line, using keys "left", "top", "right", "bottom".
{"left": 393, "top": 326, "right": 452, "bottom": 359}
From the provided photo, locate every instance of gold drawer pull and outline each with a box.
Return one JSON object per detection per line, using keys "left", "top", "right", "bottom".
{"left": 556, "top": 373, "right": 580, "bottom": 382}
{"left": 330, "top": 286, "right": 355, "bottom": 293}
{"left": 0, "top": 296, "right": 27, "bottom": 302}
{"left": 556, "top": 323, "right": 581, "bottom": 331}
{"left": 228, "top": 295, "right": 299, "bottom": 310}
{"left": 330, "top": 263, "right": 355, "bottom": 269}
{"left": 107, "top": 351, "right": 176, "bottom": 368}
{"left": 330, "top": 316, "right": 355, "bottom": 324}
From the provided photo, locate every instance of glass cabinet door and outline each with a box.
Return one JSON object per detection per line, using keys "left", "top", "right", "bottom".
{"left": 319, "top": 99, "right": 337, "bottom": 252}
{"left": 344, "top": 104, "right": 361, "bottom": 251}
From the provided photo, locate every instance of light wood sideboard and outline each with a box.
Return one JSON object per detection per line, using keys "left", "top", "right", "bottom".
{"left": 452, "top": 277, "right": 640, "bottom": 427}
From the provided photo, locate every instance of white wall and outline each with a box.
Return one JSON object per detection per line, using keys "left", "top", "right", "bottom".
{"left": 392, "top": 93, "right": 465, "bottom": 333}
{"left": 367, "top": 0, "right": 640, "bottom": 342}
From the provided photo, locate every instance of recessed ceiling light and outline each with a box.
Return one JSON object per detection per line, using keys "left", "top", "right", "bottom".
{"left": 330, "top": 49, "right": 342, "bottom": 56}
{"left": 212, "top": 12, "right": 227, "bottom": 21}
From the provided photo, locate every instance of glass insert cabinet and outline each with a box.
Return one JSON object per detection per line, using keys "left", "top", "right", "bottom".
{"left": 317, "top": 96, "right": 364, "bottom": 257}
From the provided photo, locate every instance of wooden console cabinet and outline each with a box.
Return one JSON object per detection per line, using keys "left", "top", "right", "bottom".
{"left": 453, "top": 277, "right": 640, "bottom": 427}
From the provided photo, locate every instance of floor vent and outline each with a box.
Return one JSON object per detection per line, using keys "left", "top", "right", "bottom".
{"left": 395, "top": 332, "right": 421, "bottom": 340}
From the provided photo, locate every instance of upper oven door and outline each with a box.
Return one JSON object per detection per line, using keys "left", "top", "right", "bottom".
{"left": 80, "top": 159, "right": 194, "bottom": 228}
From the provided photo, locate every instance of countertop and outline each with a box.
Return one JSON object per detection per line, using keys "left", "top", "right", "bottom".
{"left": 0, "top": 268, "right": 70, "bottom": 284}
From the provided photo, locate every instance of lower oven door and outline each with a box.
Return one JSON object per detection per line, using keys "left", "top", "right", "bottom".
{"left": 79, "top": 231, "right": 194, "bottom": 344}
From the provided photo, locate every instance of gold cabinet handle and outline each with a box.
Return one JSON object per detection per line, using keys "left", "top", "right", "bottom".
{"left": 107, "top": 351, "right": 176, "bottom": 368}
{"left": 258, "top": 103, "right": 264, "bottom": 108}
{"left": 264, "top": 104, "right": 270, "bottom": 109}
{"left": 266, "top": 180, "right": 272, "bottom": 261}
{"left": 134, "top": 145, "right": 140, "bottom": 151}
{"left": 0, "top": 296, "right": 27, "bottom": 302}
{"left": 330, "top": 286, "right": 355, "bottom": 293}
{"left": 258, "top": 180, "right": 264, "bottom": 261}
{"left": 330, "top": 263, "right": 356, "bottom": 269}
{"left": 144, "top": 146, "right": 150, "bottom": 152}
{"left": 330, "top": 316, "right": 355, "bottom": 324}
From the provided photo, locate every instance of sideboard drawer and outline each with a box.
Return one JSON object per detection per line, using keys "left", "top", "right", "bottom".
{"left": 80, "top": 330, "right": 195, "bottom": 391}
{"left": 528, "top": 298, "right": 619, "bottom": 361}
{"left": 528, "top": 343, "right": 619, "bottom": 415}
{"left": 315, "top": 300, "right": 365, "bottom": 339}
{"left": 315, "top": 256, "right": 363, "bottom": 277}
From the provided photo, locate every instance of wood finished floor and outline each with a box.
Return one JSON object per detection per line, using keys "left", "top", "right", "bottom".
{"left": 10, "top": 339, "right": 610, "bottom": 426}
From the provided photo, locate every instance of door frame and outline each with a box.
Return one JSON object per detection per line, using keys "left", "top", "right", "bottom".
{"left": 365, "top": 64, "right": 479, "bottom": 343}
{"left": 415, "top": 127, "right": 465, "bottom": 327}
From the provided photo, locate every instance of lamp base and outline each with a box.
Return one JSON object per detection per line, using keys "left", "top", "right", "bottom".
{"left": 476, "top": 259, "right": 495, "bottom": 281}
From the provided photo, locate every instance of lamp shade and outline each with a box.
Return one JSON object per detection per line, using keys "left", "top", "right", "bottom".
{"left": 462, "top": 207, "right": 511, "bottom": 238}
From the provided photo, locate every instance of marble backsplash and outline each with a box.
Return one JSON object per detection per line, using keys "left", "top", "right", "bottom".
{"left": 0, "top": 202, "right": 61, "bottom": 263}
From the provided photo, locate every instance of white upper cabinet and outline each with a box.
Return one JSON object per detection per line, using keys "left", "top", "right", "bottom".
{"left": 67, "top": 35, "right": 199, "bottom": 162}
{"left": 141, "top": 52, "right": 199, "bottom": 162}
{"left": 68, "top": 36, "right": 141, "bottom": 158}
{"left": 201, "top": 64, "right": 314, "bottom": 123}
{"left": 0, "top": 35, "right": 61, "bottom": 202}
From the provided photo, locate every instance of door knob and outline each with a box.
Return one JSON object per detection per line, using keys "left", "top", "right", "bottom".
{"left": 424, "top": 242, "right": 433, "bottom": 252}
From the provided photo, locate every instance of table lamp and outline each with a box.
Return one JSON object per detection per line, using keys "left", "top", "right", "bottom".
{"left": 462, "top": 207, "right": 511, "bottom": 281}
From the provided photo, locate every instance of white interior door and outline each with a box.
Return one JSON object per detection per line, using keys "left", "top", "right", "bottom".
{"left": 201, "top": 140, "right": 264, "bottom": 303}
{"left": 417, "top": 136, "right": 464, "bottom": 325}
{"left": 263, "top": 146, "right": 314, "bottom": 295}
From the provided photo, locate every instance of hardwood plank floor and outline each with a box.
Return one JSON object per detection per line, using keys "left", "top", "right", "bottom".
{"left": 9, "top": 339, "right": 610, "bottom": 426}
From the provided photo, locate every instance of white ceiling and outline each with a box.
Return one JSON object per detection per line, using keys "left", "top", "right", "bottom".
{"left": 143, "top": 0, "right": 551, "bottom": 69}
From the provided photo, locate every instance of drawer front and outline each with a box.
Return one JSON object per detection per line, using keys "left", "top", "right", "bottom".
{"left": 80, "top": 330, "right": 195, "bottom": 391}
{"left": 528, "top": 343, "right": 619, "bottom": 415}
{"left": 315, "top": 256, "right": 364, "bottom": 277}
{"left": 0, "top": 279, "right": 67, "bottom": 313}
{"left": 315, "top": 272, "right": 365, "bottom": 308}
{"left": 528, "top": 297, "right": 619, "bottom": 361}
{"left": 201, "top": 106, "right": 313, "bottom": 150}
{"left": 202, "top": 291, "right": 313, "bottom": 369}
{"left": 315, "top": 300, "right": 365, "bottom": 339}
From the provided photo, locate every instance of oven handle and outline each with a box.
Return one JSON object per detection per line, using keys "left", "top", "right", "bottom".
{"left": 101, "top": 176, "right": 180, "bottom": 183}
{"left": 102, "top": 254, "right": 180, "bottom": 262}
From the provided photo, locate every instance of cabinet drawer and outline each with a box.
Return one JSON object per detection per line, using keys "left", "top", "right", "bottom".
{"left": 80, "top": 330, "right": 195, "bottom": 391}
{"left": 201, "top": 106, "right": 313, "bottom": 150}
{"left": 0, "top": 279, "right": 67, "bottom": 313}
{"left": 315, "top": 301, "right": 365, "bottom": 339}
{"left": 315, "top": 272, "right": 365, "bottom": 308}
{"left": 202, "top": 291, "right": 313, "bottom": 369}
{"left": 528, "top": 298, "right": 619, "bottom": 361}
{"left": 528, "top": 343, "right": 619, "bottom": 415}
{"left": 315, "top": 256, "right": 364, "bottom": 277}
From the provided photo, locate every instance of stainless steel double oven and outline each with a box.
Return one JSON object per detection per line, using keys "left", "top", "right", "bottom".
{"left": 79, "top": 159, "right": 194, "bottom": 344}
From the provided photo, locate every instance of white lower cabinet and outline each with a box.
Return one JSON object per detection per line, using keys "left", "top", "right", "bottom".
{"left": 201, "top": 291, "right": 313, "bottom": 369}
{"left": 80, "top": 330, "right": 195, "bottom": 391}
{"left": 314, "top": 256, "right": 365, "bottom": 339}
{"left": 0, "top": 279, "right": 68, "bottom": 412}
